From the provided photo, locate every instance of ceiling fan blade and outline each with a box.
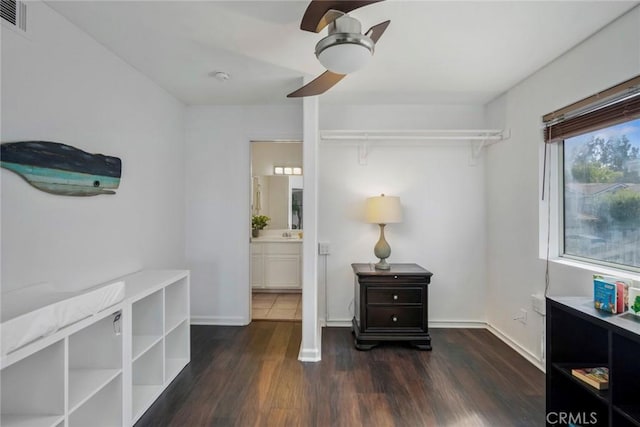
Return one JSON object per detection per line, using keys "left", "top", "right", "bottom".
{"left": 366, "top": 20, "right": 390, "bottom": 44}
{"left": 287, "top": 71, "right": 346, "bottom": 98}
{"left": 301, "top": 0, "right": 384, "bottom": 33}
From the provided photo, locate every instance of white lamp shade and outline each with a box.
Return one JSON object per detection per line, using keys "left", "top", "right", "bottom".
{"left": 317, "top": 43, "right": 372, "bottom": 75}
{"left": 365, "top": 195, "right": 402, "bottom": 224}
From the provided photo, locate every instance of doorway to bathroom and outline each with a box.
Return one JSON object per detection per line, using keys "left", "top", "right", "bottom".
{"left": 250, "top": 141, "right": 303, "bottom": 321}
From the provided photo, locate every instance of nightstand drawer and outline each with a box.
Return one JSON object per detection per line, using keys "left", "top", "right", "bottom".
{"left": 367, "top": 287, "right": 422, "bottom": 304}
{"left": 360, "top": 275, "right": 427, "bottom": 285}
{"left": 366, "top": 307, "right": 423, "bottom": 329}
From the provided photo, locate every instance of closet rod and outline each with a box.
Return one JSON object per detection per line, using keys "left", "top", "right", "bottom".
{"left": 320, "top": 129, "right": 506, "bottom": 141}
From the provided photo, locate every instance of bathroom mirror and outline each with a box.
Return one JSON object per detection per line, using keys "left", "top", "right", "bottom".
{"left": 253, "top": 175, "right": 303, "bottom": 229}
{"left": 251, "top": 141, "right": 303, "bottom": 231}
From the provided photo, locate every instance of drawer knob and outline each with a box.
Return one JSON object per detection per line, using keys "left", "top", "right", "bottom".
{"left": 393, "top": 275, "right": 398, "bottom": 279}
{"left": 392, "top": 294, "right": 399, "bottom": 301}
{"left": 392, "top": 315, "right": 398, "bottom": 322}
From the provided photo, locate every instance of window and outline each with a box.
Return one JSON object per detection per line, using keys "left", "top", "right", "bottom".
{"left": 562, "top": 119, "right": 640, "bottom": 270}
{"left": 542, "top": 75, "right": 640, "bottom": 272}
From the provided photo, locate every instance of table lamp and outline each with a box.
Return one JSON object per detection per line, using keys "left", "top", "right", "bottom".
{"left": 365, "top": 194, "right": 402, "bottom": 270}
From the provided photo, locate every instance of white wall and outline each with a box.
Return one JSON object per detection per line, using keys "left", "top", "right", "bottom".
{"left": 251, "top": 142, "right": 302, "bottom": 177}
{"left": 485, "top": 6, "right": 640, "bottom": 366}
{"left": 1, "top": 2, "right": 186, "bottom": 292}
{"left": 319, "top": 105, "right": 488, "bottom": 325}
{"left": 265, "top": 175, "right": 289, "bottom": 229}
{"left": 185, "top": 105, "right": 301, "bottom": 324}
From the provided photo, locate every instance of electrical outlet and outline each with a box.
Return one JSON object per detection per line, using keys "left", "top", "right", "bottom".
{"left": 519, "top": 308, "right": 528, "bottom": 324}
{"left": 318, "top": 242, "right": 330, "bottom": 255}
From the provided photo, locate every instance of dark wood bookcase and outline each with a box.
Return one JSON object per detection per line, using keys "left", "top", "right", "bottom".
{"left": 547, "top": 296, "right": 640, "bottom": 427}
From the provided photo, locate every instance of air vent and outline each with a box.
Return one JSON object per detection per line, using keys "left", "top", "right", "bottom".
{"left": 1, "top": 0, "right": 27, "bottom": 32}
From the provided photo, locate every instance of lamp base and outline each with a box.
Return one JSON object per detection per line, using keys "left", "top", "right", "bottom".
{"left": 373, "top": 224, "right": 392, "bottom": 270}
{"left": 374, "top": 259, "right": 391, "bottom": 270}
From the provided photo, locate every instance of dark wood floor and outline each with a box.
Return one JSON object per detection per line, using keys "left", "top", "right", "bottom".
{"left": 136, "top": 322, "right": 544, "bottom": 426}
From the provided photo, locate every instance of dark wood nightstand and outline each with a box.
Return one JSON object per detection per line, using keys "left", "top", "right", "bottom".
{"left": 351, "top": 263, "right": 433, "bottom": 351}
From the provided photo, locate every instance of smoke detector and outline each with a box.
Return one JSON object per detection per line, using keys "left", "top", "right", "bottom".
{"left": 210, "top": 71, "right": 231, "bottom": 81}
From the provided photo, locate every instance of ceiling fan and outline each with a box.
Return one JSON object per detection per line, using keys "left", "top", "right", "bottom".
{"left": 287, "top": 0, "right": 390, "bottom": 98}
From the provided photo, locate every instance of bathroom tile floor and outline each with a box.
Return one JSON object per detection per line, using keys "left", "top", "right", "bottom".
{"left": 252, "top": 292, "right": 302, "bottom": 321}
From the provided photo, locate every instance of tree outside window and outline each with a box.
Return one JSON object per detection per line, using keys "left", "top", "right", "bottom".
{"left": 563, "top": 118, "right": 640, "bottom": 270}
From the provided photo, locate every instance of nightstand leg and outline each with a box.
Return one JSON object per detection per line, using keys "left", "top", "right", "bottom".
{"left": 411, "top": 340, "right": 432, "bottom": 351}
{"left": 354, "top": 339, "right": 378, "bottom": 351}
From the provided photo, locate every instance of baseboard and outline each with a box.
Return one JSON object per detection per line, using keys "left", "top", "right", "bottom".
{"left": 429, "top": 320, "right": 487, "bottom": 328}
{"left": 486, "top": 324, "right": 545, "bottom": 372}
{"left": 324, "top": 319, "right": 487, "bottom": 328}
{"left": 190, "top": 315, "right": 249, "bottom": 326}
{"left": 252, "top": 289, "right": 301, "bottom": 294}
{"left": 298, "top": 347, "right": 321, "bottom": 362}
{"left": 325, "top": 319, "right": 352, "bottom": 327}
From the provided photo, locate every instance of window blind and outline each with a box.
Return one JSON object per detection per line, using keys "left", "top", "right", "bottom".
{"left": 543, "top": 75, "right": 640, "bottom": 143}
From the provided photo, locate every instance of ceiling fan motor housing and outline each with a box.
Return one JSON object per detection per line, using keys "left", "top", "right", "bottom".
{"left": 315, "top": 14, "right": 375, "bottom": 75}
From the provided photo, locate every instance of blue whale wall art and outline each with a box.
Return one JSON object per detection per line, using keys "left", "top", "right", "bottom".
{"left": 1, "top": 141, "right": 122, "bottom": 196}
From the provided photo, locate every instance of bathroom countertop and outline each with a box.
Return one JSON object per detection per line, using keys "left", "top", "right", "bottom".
{"left": 251, "top": 236, "right": 303, "bottom": 243}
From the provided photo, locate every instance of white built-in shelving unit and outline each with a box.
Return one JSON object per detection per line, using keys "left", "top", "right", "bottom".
{"left": 1, "top": 270, "right": 190, "bottom": 427}
{"left": 126, "top": 270, "right": 191, "bottom": 425}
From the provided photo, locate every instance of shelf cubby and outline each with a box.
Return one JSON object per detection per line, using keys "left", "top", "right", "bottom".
{"left": 132, "top": 340, "right": 164, "bottom": 422}
{"left": 551, "top": 362, "right": 609, "bottom": 404}
{"left": 548, "top": 301, "right": 609, "bottom": 365}
{"left": 0, "top": 340, "right": 65, "bottom": 427}
{"left": 132, "top": 289, "right": 163, "bottom": 361}
{"left": 68, "top": 374, "right": 122, "bottom": 427}
{"left": 165, "top": 319, "right": 190, "bottom": 383}
{"left": 548, "top": 368, "right": 609, "bottom": 426}
{"left": 165, "top": 277, "right": 189, "bottom": 333}
{"left": 68, "top": 311, "right": 123, "bottom": 412}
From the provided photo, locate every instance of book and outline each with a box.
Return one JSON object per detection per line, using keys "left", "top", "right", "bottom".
{"left": 617, "top": 281, "right": 629, "bottom": 313}
{"left": 594, "top": 274, "right": 632, "bottom": 313}
{"left": 594, "top": 279, "right": 617, "bottom": 313}
{"left": 571, "top": 367, "right": 609, "bottom": 390}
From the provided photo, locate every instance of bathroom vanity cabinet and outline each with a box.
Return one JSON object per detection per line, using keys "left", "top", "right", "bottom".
{"left": 251, "top": 241, "right": 302, "bottom": 290}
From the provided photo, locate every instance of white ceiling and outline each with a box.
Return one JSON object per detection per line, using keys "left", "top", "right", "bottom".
{"left": 47, "top": 1, "right": 638, "bottom": 106}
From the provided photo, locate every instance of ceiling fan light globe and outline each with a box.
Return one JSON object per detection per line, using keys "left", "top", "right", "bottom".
{"left": 315, "top": 34, "right": 374, "bottom": 75}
